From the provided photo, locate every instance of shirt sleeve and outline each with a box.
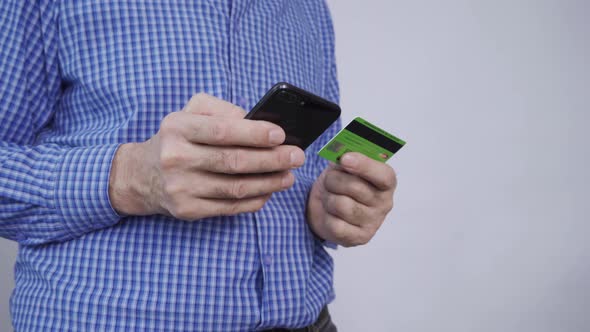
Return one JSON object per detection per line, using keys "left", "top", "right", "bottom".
{"left": 0, "top": 1, "right": 122, "bottom": 245}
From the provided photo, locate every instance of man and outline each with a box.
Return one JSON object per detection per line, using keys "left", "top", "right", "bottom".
{"left": 0, "top": 1, "right": 396, "bottom": 331}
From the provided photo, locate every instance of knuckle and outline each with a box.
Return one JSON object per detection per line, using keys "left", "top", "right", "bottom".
{"left": 225, "top": 149, "right": 245, "bottom": 173}
{"left": 209, "top": 121, "right": 227, "bottom": 143}
{"left": 351, "top": 203, "right": 365, "bottom": 220}
{"left": 349, "top": 181, "right": 366, "bottom": 197}
{"left": 163, "top": 180, "right": 182, "bottom": 196}
{"left": 324, "top": 194, "right": 339, "bottom": 215}
{"left": 329, "top": 220, "right": 347, "bottom": 241}
{"left": 386, "top": 168, "right": 398, "bottom": 189}
{"left": 183, "top": 93, "right": 204, "bottom": 113}
{"left": 333, "top": 196, "right": 350, "bottom": 215}
{"left": 189, "top": 92, "right": 207, "bottom": 106}
{"left": 160, "top": 113, "right": 180, "bottom": 134}
{"left": 229, "top": 180, "right": 248, "bottom": 199}
{"left": 167, "top": 199, "right": 192, "bottom": 220}
{"left": 328, "top": 220, "right": 352, "bottom": 245}
{"left": 159, "top": 148, "right": 184, "bottom": 170}
{"left": 185, "top": 92, "right": 211, "bottom": 115}
{"left": 205, "top": 149, "right": 225, "bottom": 171}
{"left": 357, "top": 232, "right": 372, "bottom": 246}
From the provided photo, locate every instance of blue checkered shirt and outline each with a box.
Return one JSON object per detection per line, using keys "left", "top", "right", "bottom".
{"left": 0, "top": 1, "right": 341, "bottom": 330}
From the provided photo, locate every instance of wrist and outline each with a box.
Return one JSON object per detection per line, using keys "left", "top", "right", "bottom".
{"left": 109, "top": 142, "right": 156, "bottom": 216}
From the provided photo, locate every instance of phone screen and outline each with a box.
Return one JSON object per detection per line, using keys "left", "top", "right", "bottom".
{"left": 245, "top": 83, "right": 341, "bottom": 150}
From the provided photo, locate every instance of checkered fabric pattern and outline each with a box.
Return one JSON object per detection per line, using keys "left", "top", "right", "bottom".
{"left": 0, "top": 1, "right": 341, "bottom": 331}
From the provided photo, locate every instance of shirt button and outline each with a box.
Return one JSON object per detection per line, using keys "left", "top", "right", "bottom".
{"left": 236, "top": 95, "right": 249, "bottom": 109}
{"left": 263, "top": 254, "right": 273, "bottom": 266}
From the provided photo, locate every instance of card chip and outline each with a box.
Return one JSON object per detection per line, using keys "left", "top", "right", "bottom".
{"left": 327, "top": 141, "right": 344, "bottom": 153}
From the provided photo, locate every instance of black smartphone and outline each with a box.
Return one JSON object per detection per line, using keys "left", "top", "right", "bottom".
{"left": 245, "top": 82, "right": 341, "bottom": 150}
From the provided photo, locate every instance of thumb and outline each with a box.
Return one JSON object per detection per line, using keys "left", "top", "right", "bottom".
{"left": 183, "top": 92, "right": 247, "bottom": 118}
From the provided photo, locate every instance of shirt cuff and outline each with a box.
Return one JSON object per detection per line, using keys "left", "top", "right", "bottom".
{"left": 55, "top": 144, "right": 123, "bottom": 238}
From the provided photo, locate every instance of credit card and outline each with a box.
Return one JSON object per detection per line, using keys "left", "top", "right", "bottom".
{"left": 318, "top": 117, "right": 406, "bottom": 163}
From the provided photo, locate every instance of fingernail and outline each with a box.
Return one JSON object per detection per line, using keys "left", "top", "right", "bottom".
{"left": 290, "top": 149, "right": 304, "bottom": 167}
{"left": 268, "top": 129, "right": 284, "bottom": 145}
{"left": 340, "top": 153, "right": 357, "bottom": 168}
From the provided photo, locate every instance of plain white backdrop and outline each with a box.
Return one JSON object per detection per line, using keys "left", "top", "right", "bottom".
{"left": 1, "top": 1, "right": 589, "bottom": 331}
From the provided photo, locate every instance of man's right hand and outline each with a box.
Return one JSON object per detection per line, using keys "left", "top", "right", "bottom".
{"left": 109, "top": 93, "right": 305, "bottom": 220}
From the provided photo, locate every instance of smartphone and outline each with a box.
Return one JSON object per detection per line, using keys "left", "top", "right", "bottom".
{"left": 245, "top": 82, "right": 341, "bottom": 150}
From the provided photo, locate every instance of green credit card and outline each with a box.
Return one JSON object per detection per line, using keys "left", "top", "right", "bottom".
{"left": 318, "top": 117, "right": 406, "bottom": 163}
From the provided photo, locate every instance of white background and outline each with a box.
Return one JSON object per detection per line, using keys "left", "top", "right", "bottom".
{"left": 1, "top": 1, "right": 589, "bottom": 331}
{"left": 326, "top": 1, "right": 589, "bottom": 331}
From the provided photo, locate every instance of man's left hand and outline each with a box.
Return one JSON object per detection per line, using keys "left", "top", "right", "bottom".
{"left": 307, "top": 152, "right": 397, "bottom": 247}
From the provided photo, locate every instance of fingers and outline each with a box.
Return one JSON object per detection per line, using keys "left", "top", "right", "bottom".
{"left": 319, "top": 193, "right": 383, "bottom": 247}
{"left": 339, "top": 152, "right": 397, "bottom": 191}
{"left": 204, "top": 195, "right": 271, "bottom": 217}
{"left": 183, "top": 171, "right": 295, "bottom": 199}
{"left": 323, "top": 167, "right": 377, "bottom": 206}
{"left": 169, "top": 194, "right": 273, "bottom": 221}
{"left": 193, "top": 145, "right": 305, "bottom": 174}
{"left": 165, "top": 112, "right": 286, "bottom": 147}
{"left": 321, "top": 192, "right": 375, "bottom": 228}
{"left": 322, "top": 214, "right": 373, "bottom": 247}
{"left": 307, "top": 154, "right": 397, "bottom": 248}
{"left": 183, "top": 92, "right": 246, "bottom": 118}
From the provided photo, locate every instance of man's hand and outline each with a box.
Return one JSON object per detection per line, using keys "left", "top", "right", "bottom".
{"left": 109, "top": 93, "right": 305, "bottom": 220}
{"left": 307, "top": 153, "right": 397, "bottom": 247}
